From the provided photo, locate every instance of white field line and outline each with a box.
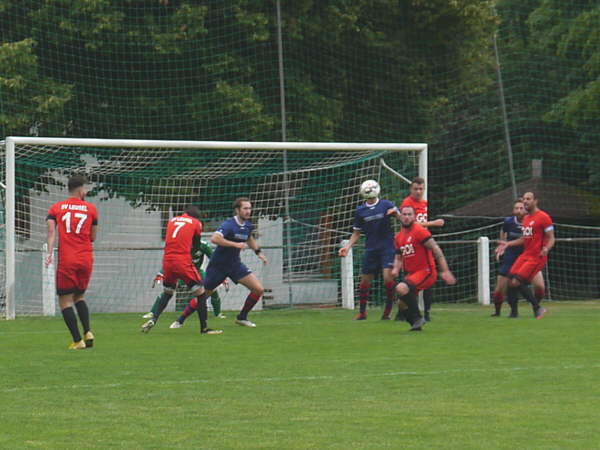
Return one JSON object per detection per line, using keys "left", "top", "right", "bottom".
{"left": 3, "top": 363, "right": 599, "bottom": 393}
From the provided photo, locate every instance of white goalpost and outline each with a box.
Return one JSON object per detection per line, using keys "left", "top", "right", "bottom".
{"left": 1, "top": 137, "right": 427, "bottom": 319}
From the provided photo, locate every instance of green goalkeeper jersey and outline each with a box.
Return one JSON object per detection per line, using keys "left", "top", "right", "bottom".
{"left": 191, "top": 239, "right": 213, "bottom": 271}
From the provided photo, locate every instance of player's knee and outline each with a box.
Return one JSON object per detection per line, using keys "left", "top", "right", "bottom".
{"left": 534, "top": 287, "right": 545, "bottom": 300}
{"left": 253, "top": 285, "right": 265, "bottom": 297}
{"left": 383, "top": 272, "right": 395, "bottom": 284}
{"left": 395, "top": 282, "right": 409, "bottom": 296}
{"left": 163, "top": 286, "right": 175, "bottom": 296}
{"left": 190, "top": 285, "right": 204, "bottom": 297}
{"left": 508, "top": 278, "right": 520, "bottom": 288}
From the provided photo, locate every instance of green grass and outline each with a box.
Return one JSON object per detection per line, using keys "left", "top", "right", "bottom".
{"left": 1, "top": 302, "right": 599, "bottom": 449}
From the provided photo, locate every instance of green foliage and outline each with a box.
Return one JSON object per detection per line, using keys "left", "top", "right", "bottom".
{"left": 525, "top": 1, "right": 600, "bottom": 193}
{"left": 1, "top": 0, "right": 598, "bottom": 214}
{"left": 0, "top": 39, "right": 71, "bottom": 136}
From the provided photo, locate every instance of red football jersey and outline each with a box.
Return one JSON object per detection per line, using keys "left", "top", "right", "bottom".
{"left": 401, "top": 196, "right": 428, "bottom": 224}
{"left": 163, "top": 214, "right": 202, "bottom": 260}
{"left": 394, "top": 223, "right": 434, "bottom": 274}
{"left": 47, "top": 197, "right": 98, "bottom": 262}
{"left": 521, "top": 209, "right": 554, "bottom": 258}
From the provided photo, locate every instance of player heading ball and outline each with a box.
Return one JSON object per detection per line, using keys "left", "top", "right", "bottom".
{"left": 339, "top": 180, "right": 399, "bottom": 320}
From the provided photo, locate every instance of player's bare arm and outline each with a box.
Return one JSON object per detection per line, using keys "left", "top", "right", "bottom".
{"left": 211, "top": 231, "right": 246, "bottom": 250}
{"left": 247, "top": 235, "right": 268, "bottom": 265}
{"left": 425, "top": 239, "right": 456, "bottom": 285}
{"left": 339, "top": 230, "right": 361, "bottom": 257}
{"left": 424, "top": 218, "right": 445, "bottom": 228}
{"left": 496, "top": 229, "right": 508, "bottom": 261}
{"left": 391, "top": 253, "right": 403, "bottom": 278}
{"left": 541, "top": 229, "right": 555, "bottom": 257}
{"left": 91, "top": 224, "right": 97, "bottom": 242}
{"left": 45, "top": 219, "right": 57, "bottom": 267}
{"left": 495, "top": 236, "right": 524, "bottom": 258}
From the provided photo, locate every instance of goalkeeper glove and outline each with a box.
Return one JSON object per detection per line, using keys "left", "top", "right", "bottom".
{"left": 152, "top": 272, "right": 165, "bottom": 288}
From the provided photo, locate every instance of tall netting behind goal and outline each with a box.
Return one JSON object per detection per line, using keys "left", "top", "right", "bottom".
{"left": 1, "top": 138, "right": 424, "bottom": 318}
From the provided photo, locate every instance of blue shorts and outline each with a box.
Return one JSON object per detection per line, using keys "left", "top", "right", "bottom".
{"left": 361, "top": 247, "right": 395, "bottom": 275}
{"left": 203, "top": 261, "right": 252, "bottom": 291}
{"left": 498, "top": 250, "right": 520, "bottom": 277}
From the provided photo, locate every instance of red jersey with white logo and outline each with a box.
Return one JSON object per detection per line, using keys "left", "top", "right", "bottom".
{"left": 163, "top": 214, "right": 202, "bottom": 261}
{"left": 47, "top": 197, "right": 98, "bottom": 263}
{"left": 394, "top": 223, "right": 434, "bottom": 274}
{"left": 401, "top": 196, "right": 428, "bottom": 224}
{"left": 521, "top": 209, "right": 553, "bottom": 258}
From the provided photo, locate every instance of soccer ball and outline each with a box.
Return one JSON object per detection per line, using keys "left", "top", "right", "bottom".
{"left": 359, "top": 180, "right": 380, "bottom": 199}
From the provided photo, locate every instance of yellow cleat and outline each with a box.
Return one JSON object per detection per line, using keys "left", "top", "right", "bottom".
{"left": 68, "top": 340, "right": 86, "bottom": 350}
{"left": 84, "top": 331, "right": 94, "bottom": 348}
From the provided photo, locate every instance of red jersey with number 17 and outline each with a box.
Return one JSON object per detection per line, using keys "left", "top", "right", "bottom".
{"left": 401, "top": 196, "right": 428, "bottom": 224}
{"left": 47, "top": 197, "right": 98, "bottom": 263}
{"left": 521, "top": 209, "right": 553, "bottom": 258}
{"left": 394, "top": 223, "right": 435, "bottom": 274}
{"left": 163, "top": 214, "right": 202, "bottom": 261}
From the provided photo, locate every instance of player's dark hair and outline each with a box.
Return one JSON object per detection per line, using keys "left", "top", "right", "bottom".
{"left": 411, "top": 177, "right": 425, "bottom": 186}
{"left": 68, "top": 175, "right": 87, "bottom": 192}
{"left": 233, "top": 197, "right": 251, "bottom": 211}
{"left": 185, "top": 205, "right": 200, "bottom": 219}
{"left": 401, "top": 205, "right": 416, "bottom": 214}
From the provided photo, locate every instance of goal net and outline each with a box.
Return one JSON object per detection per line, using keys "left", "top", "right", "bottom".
{"left": 1, "top": 137, "right": 426, "bottom": 318}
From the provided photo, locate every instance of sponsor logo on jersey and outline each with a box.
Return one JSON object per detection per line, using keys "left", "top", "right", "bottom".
{"left": 364, "top": 213, "right": 385, "bottom": 222}
{"left": 400, "top": 243, "right": 415, "bottom": 256}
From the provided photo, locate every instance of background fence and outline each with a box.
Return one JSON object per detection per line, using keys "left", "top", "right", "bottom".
{"left": 1, "top": 1, "right": 598, "bottom": 312}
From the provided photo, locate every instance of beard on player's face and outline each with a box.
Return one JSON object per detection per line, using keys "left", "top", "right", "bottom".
{"left": 237, "top": 205, "right": 252, "bottom": 220}
{"left": 513, "top": 205, "right": 525, "bottom": 218}
{"left": 400, "top": 217, "right": 414, "bottom": 228}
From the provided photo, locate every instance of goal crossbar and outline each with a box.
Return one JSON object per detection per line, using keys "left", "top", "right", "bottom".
{"left": 5, "top": 137, "right": 427, "bottom": 151}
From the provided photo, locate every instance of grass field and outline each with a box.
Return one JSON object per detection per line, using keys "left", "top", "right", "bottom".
{"left": 1, "top": 301, "right": 599, "bottom": 449}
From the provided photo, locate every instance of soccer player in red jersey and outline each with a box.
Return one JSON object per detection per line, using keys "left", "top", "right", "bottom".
{"left": 141, "top": 205, "right": 221, "bottom": 335}
{"left": 398, "top": 177, "right": 445, "bottom": 322}
{"left": 46, "top": 175, "right": 98, "bottom": 350}
{"left": 171, "top": 198, "right": 268, "bottom": 329}
{"left": 491, "top": 199, "right": 545, "bottom": 316}
{"left": 392, "top": 205, "right": 456, "bottom": 330}
{"left": 496, "top": 192, "right": 554, "bottom": 319}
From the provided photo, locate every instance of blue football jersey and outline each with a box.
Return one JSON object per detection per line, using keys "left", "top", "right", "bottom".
{"left": 353, "top": 198, "right": 396, "bottom": 250}
{"left": 209, "top": 217, "right": 254, "bottom": 266}
{"left": 502, "top": 216, "right": 523, "bottom": 256}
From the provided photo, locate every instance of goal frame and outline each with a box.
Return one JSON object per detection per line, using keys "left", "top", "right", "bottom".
{"left": 3, "top": 136, "right": 427, "bottom": 319}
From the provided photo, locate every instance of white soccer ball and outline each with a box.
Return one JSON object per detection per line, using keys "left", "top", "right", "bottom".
{"left": 359, "top": 180, "right": 380, "bottom": 199}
